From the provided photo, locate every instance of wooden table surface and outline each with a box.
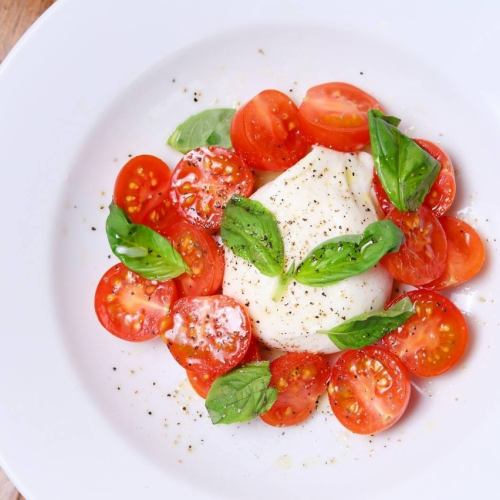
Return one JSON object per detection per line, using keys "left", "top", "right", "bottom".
{"left": 0, "top": 1, "right": 55, "bottom": 496}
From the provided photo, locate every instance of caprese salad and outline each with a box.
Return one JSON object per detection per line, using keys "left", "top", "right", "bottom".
{"left": 95, "top": 82, "right": 485, "bottom": 434}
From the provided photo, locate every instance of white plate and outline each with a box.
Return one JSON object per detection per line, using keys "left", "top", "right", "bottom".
{"left": 1, "top": 1, "right": 500, "bottom": 498}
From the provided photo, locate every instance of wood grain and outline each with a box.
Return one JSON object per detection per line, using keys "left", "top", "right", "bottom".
{"left": 0, "top": 1, "right": 55, "bottom": 495}
{"left": 0, "top": 0, "right": 55, "bottom": 62}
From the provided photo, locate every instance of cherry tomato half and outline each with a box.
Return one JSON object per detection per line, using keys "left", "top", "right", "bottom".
{"left": 170, "top": 147, "right": 254, "bottom": 231}
{"left": 187, "top": 338, "right": 261, "bottom": 398}
{"left": 163, "top": 295, "right": 252, "bottom": 375}
{"left": 373, "top": 140, "right": 456, "bottom": 217}
{"left": 380, "top": 290, "right": 468, "bottom": 377}
{"left": 425, "top": 216, "right": 486, "bottom": 290}
{"left": 231, "top": 89, "right": 310, "bottom": 171}
{"left": 382, "top": 206, "right": 447, "bottom": 286}
{"left": 94, "top": 264, "right": 178, "bottom": 342}
{"left": 114, "top": 155, "right": 178, "bottom": 231}
{"left": 162, "top": 220, "right": 224, "bottom": 297}
{"left": 261, "top": 352, "right": 330, "bottom": 427}
{"left": 328, "top": 346, "right": 411, "bottom": 434}
{"left": 298, "top": 82, "right": 382, "bottom": 152}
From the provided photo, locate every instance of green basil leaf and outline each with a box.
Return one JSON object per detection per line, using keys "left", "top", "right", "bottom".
{"left": 368, "top": 109, "right": 440, "bottom": 211}
{"left": 205, "top": 361, "right": 278, "bottom": 424}
{"left": 167, "top": 108, "right": 236, "bottom": 153}
{"left": 294, "top": 220, "right": 403, "bottom": 287}
{"left": 221, "top": 195, "right": 285, "bottom": 277}
{"left": 106, "top": 203, "right": 189, "bottom": 280}
{"left": 322, "top": 297, "right": 415, "bottom": 349}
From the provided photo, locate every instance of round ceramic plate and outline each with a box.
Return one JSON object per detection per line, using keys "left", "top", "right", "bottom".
{"left": 1, "top": 1, "right": 499, "bottom": 498}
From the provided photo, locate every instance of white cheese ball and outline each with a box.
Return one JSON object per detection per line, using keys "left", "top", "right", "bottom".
{"left": 223, "top": 146, "right": 393, "bottom": 354}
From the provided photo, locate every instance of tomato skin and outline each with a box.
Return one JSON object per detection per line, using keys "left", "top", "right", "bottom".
{"left": 231, "top": 89, "right": 310, "bottom": 171}
{"left": 328, "top": 346, "right": 411, "bottom": 435}
{"left": 163, "top": 295, "right": 252, "bottom": 375}
{"left": 187, "top": 338, "right": 261, "bottom": 398}
{"left": 380, "top": 291, "right": 468, "bottom": 377}
{"left": 425, "top": 216, "right": 486, "bottom": 290}
{"left": 414, "top": 140, "right": 456, "bottom": 217}
{"left": 170, "top": 147, "right": 254, "bottom": 231}
{"left": 162, "top": 220, "right": 224, "bottom": 297}
{"left": 298, "top": 82, "right": 382, "bottom": 152}
{"left": 382, "top": 206, "right": 447, "bottom": 286}
{"left": 114, "top": 155, "right": 177, "bottom": 230}
{"left": 94, "top": 264, "right": 178, "bottom": 342}
{"left": 261, "top": 352, "right": 330, "bottom": 427}
{"left": 372, "top": 140, "right": 456, "bottom": 217}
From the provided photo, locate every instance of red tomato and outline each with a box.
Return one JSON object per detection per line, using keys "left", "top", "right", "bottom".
{"left": 328, "top": 346, "right": 411, "bottom": 434}
{"left": 162, "top": 220, "right": 224, "bottom": 297}
{"left": 170, "top": 147, "right": 254, "bottom": 231}
{"left": 298, "top": 82, "right": 382, "bottom": 152}
{"left": 382, "top": 206, "right": 447, "bottom": 286}
{"left": 94, "top": 264, "right": 178, "bottom": 342}
{"left": 187, "top": 338, "right": 261, "bottom": 398}
{"left": 231, "top": 89, "right": 310, "bottom": 171}
{"left": 163, "top": 295, "right": 252, "bottom": 375}
{"left": 380, "top": 291, "right": 468, "bottom": 377}
{"left": 414, "top": 140, "right": 456, "bottom": 217}
{"left": 261, "top": 352, "right": 330, "bottom": 427}
{"left": 425, "top": 216, "right": 486, "bottom": 290}
{"left": 372, "top": 140, "right": 456, "bottom": 217}
{"left": 114, "top": 155, "right": 177, "bottom": 231}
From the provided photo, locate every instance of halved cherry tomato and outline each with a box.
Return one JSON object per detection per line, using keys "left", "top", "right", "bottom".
{"left": 298, "top": 82, "right": 382, "bottom": 152}
{"left": 380, "top": 290, "right": 468, "bottom": 377}
{"left": 328, "top": 346, "right": 411, "bottom": 435}
{"left": 382, "top": 206, "right": 447, "bottom": 286}
{"left": 414, "top": 140, "right": 456, "bottom": 217}
{"left": 169, "top": 147, "right": 254, "bottom": 231}
{"left": 94, "top": 264, "right": 178, "bottom": 342}
{"left": 261, "top": 352, "right": 330, "bottom": 427}
{"left": 163, "top": 295, "right": 252, "bottom": 375}
{"left": 373, "top": 140, "right": 456, "bottom": 217}
{"left": 425, "top": 216, "right": 486, "bottom": 290}
{"left": 231, "top": 89, "right": 310, "bottom": 171}
{"left": 162, "top": 220, "right": 224, "bottom": 297}
{"left": 187, "top": 338, "right": 261, "bottom": 398}
{"left": 114, "top": 155, "right": 177, "bottom": 231}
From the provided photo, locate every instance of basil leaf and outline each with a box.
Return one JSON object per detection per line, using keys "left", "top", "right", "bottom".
{"left": 106, "top": 203, "right": 189, "bottom": 280}
{"left": 167, "top": 108, "right": 235, "bottom": 153}
{"left": 221, "top": 195, "right": 285, "bottom": 277}
{"left": 205, "top": 361, "right": 278, "bottom": 424}
{"left": 294, "top": 220, "right": 403, "bottom": 287}
{"left": 322, "top": 297, "right": 415, "bottom": 349}
{"left": 368, "top": 109, "right": 440, "bottom": 211}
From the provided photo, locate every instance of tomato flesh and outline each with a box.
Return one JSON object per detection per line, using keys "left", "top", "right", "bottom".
{"left": 373, "top": 140, "right": 456, "bottom": 217}
{"left": 163, "top": 295, "right": 252, "bottom": 375}
{"left": 425, "top": 216, "right": 485, "bottom": 290}
{"left": 163, "top": 220, "right": 224, "bottom": 297}
{"left": 381, "top": 291, "right": 468, "bottom": 377}
{"left": 94, "top": 264, "right": 178, "bottom": 342}
{"left": 170, "top": 146, "right": 254, "bottom": 231}
{"left": 231, "top": 89, "right": 310, "bottom": 171}
{"left": 261, "top": 352, "right": 330, "bottom": 427}
{"left": 187, "top": 338, "right": 261, "bottom": 398}
{"left": 298, "top": 82, "right": 382, "bottom": 152}
{"left": 114, "top": 155, "right": 177, "bottom": 230}
{"left": 328, "top": 346, "right": 411, "bottom": 434}
{"left": 382, "top": 206, "right": 447, "bottom": 286}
